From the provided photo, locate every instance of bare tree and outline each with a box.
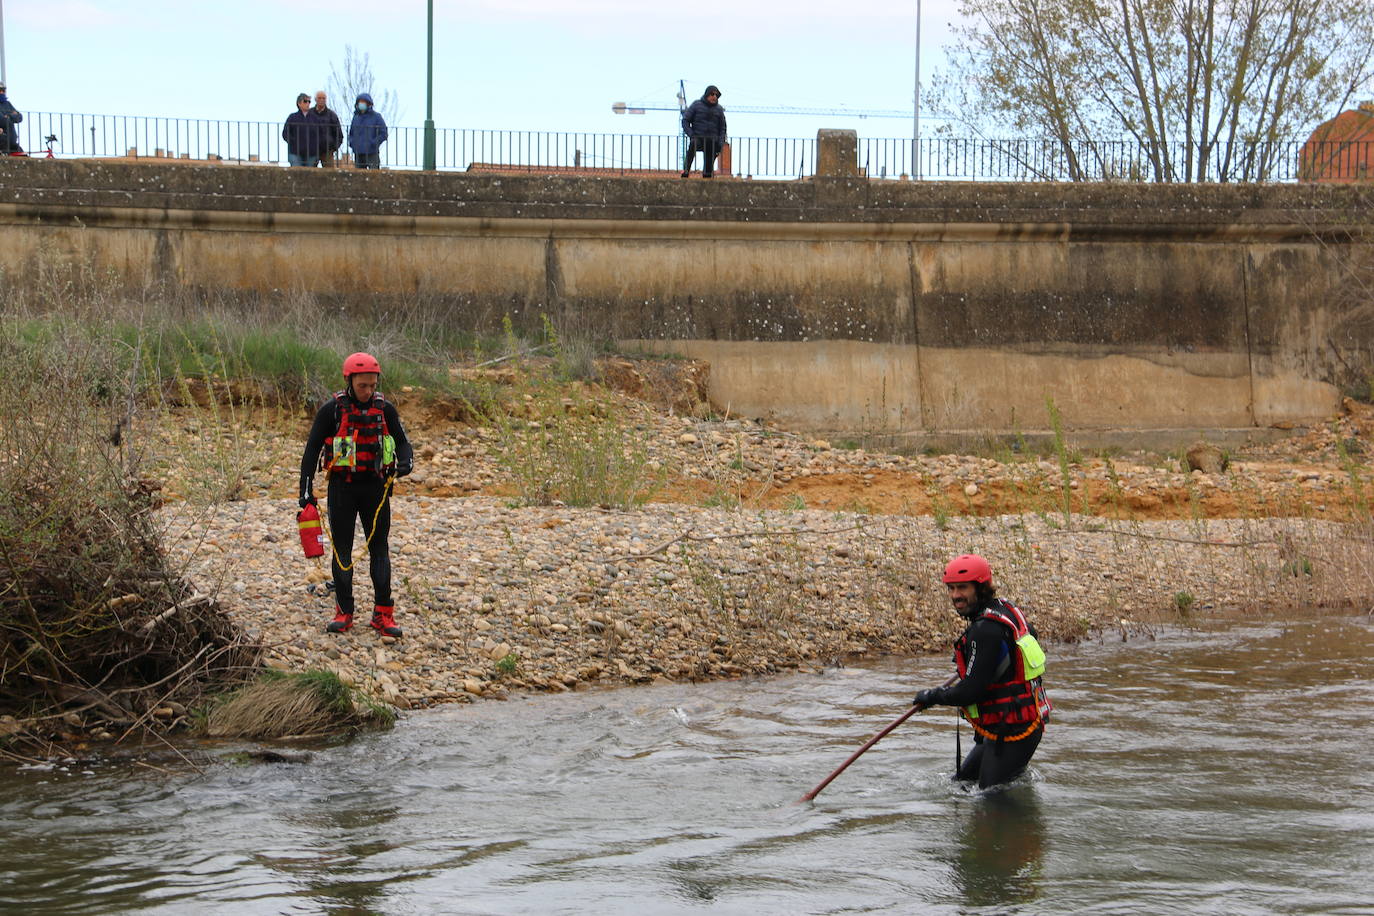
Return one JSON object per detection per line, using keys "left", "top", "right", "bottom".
{"left": 328, "top": 45, "right": 404, "bottom": 126}
{"left": 932, "top": 0, "right": 1374, "bottom": 181}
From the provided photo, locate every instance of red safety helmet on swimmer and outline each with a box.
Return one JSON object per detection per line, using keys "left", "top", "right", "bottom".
{"left": 342, "top": 352, "right": 382, "bottom": 378}
{"left": 942, "top": 553, "right": 992, "bottom": 584}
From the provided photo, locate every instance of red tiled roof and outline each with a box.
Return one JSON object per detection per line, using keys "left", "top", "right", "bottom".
{"left": 1300, "top": 109, "right": 1374, "bottom": 182}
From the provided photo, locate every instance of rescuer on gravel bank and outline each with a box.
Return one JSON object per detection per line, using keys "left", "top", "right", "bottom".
{"left": 299, "top": 352, "right": 413, "bottom": 637}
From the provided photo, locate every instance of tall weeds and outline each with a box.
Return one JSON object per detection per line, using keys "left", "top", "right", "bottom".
{"left": 482, "top": 374, "right": 663, "bottom": 509}
{"left": 0, "top": 322, "right": 257, "bottom": 742}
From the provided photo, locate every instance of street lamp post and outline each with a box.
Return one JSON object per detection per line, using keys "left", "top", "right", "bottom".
{"left": 913, "top": 0, "right": 921, "bottom": 180}
{"left": 422, "top": 0, "right": 436, "bottom": 171}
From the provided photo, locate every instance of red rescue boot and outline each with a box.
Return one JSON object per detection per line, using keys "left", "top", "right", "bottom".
{"left": 371, "top": 605, "right": 402, "bottom": 638}
{"left": 326, "top": 607, "right": 353, "bottom": 633}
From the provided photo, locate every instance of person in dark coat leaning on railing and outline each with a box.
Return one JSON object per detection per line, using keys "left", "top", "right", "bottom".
{"left": 348, "top": 93, "right": 388, "bottom": 169}
{"left": 282, "top": 93, "right": 321, "bottom": 167}
{"left": 680, "top": 85, "right": 726, "bottom": 178}
{"left": 0, "top": 82, "right": 24, "bottom": 155}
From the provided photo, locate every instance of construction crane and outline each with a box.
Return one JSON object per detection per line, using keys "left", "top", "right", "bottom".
{"left": 613, "top": 102, "right": 911, "bottom": 119}
{"left": 612, "top": 79, "right": 909, "bottom": 120}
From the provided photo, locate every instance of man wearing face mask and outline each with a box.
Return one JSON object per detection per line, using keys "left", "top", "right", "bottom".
{"left": 347, "top": 93, "right": 388, "bottom": 169}
{"left": 912, "top": 554, "right": 1052, "bottom": 790}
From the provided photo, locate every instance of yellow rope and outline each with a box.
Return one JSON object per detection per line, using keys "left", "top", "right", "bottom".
{"left": 322, "top": 475, "right": 394, "bottom": 573}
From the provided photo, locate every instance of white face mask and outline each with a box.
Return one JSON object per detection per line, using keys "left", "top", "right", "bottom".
{"left": 356, "top": 102, "right": 369, "bottom": 113}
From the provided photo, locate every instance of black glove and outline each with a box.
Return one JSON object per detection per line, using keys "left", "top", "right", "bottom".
{"left": 913, "top": 687, "right": 944, "bottom": 708}
{"left": 393, "top": 462, "right": 412, "bottom": 479}
{"left": 298, "top": 494, "right": 316, "bottom": 509}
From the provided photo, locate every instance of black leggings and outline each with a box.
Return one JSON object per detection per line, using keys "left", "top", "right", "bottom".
{"left": 956, "top": 725, "right": 1043, "bottom": 790}
{"left": 327, "top": 474, "right": 392, "bottom": 615}
{"left": 683, "top": 137, "right": 720, "bottom": 177}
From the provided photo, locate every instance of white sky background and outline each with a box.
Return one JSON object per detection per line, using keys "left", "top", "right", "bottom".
{"left": 1, "top": 0, "right": 966, "bottom": 142}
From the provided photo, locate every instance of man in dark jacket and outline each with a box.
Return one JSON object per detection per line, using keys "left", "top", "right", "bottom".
{"left": 681, "top": 85, "right": 726, "bottom": 178}
{"left": 310, "top": 90, "right": 343, "bottom": 168}
{"left": 0, "top": 82, "right": 24, "bottom": 155}
{"left": 348, "top": 93, "right": 388, "bottom": 169}
{"left": 282, "top": 93, "right": 320, "bottom": 167}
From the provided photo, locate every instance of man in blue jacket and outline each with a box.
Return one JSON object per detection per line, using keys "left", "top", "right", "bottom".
{"left": 680, "top": 85, "right": 726, "bottom": 178}
{"left": 282, "top": 93, "right": 320, "bottom": 167}
{"left": 0, "top": 82, "right": 24, "bottom": 155}
{"left": 348, "top": 93, "right": 388, "bottom": 169}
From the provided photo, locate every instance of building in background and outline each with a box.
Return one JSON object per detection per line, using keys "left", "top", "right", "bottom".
{"left": 1301, "top": 102, "right": 1374, "bottom": 182}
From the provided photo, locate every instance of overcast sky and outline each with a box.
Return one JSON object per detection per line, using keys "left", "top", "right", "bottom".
{"left": 2, "top": 0, "right": 964, "bottom": 143}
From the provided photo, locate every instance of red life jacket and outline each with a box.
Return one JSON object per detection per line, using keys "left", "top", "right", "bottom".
{"left": 952, "top": 599, "right": 1053, "bottom": 732}
{"left": 323, "top": 391, "right": 392, "bottom": 478}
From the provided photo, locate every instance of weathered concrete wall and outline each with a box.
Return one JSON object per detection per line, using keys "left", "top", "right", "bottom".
{"left": 1, "top": 158, "right": 1369, "bottom": 442}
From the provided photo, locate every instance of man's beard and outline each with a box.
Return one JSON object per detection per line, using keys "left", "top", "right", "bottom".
{"left": 951, "top": 594, "right": 985, "bottom": 619}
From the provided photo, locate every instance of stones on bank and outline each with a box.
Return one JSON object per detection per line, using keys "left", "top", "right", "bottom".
{"left": 170, "top": 497, "right": 1368, "bottom": 712}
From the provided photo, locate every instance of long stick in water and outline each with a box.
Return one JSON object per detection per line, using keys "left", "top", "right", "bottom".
{"left": 799, "top": 675, "right": 958, "bottom": 803}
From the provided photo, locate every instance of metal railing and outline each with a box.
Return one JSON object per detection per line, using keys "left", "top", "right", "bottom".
{"left": 858, "top": 137, "right": 1370, "bottom": 183}
{"left": 9, "top": 112, "right": 1368, "bottom": 183}
{"left": 9, "top": 112, "right": 820, "bottom": 179}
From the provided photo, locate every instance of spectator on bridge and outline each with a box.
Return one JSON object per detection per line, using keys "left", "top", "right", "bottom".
{"left": 348, "top": 93, "right": 388, "bottom": 169}
{"left": 310, "top": 90, "right": 343, "bottom": 168}
{"left": 0, "top": 82, "right": 24, "bottom": 156}
{"left": 680, "top": 85, "right": 726, "bottom": 179}
{"left": 282, "top": 93, "right": 321, "bottom": 167}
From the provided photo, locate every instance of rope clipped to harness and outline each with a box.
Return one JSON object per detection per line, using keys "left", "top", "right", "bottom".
{"left": 323, "top": 475, "right": 394, "bottom": 573}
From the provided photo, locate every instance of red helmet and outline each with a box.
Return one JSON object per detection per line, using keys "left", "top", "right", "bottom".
{"left": 342, "top": 352, "right": 381, "bottom": 379}
{"left": 942, "top": 554, "right": 992, "bottom": 584}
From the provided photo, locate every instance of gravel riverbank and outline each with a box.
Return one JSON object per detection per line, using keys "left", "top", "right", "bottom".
{"left": 169, "top": 497, "right": 1368, "bottom": 711}
{"left": 149, "top": 366, "right": 1372, "bottom": 710}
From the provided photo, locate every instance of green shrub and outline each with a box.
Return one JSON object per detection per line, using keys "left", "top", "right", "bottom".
{"left": 486, "top": 377, "right": 662, "bottom": 509}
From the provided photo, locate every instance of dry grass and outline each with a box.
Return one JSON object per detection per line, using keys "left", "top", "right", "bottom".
{"left": 204, "top": 670, "right": 394, "bottom": 740}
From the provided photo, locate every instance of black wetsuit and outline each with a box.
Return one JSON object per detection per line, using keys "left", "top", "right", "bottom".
{"left": 298, "top": 393, "right": 412, "bottom": 616}
{"left": 930, "top": 604, "right": 1045, "bottom": 790}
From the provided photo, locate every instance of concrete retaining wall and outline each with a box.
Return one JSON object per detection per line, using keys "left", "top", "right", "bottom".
{"left": 1, "top": 157, "right": 1369, "bottom": 445}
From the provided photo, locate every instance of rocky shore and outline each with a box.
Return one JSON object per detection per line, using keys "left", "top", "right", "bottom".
{"left": 158, "top": 377, "right": 1373, "bottom": 711}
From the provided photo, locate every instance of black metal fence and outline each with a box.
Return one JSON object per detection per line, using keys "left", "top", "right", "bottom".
{"left": 9, "top": 112, "right": 1369, "bottom": 183}
{"left": 858, "top": 136, "right": 1369, "bottom": 183}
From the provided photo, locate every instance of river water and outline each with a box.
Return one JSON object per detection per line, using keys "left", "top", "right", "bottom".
{"left": 3, "top": 615, "right": 1372, "bottom": 915}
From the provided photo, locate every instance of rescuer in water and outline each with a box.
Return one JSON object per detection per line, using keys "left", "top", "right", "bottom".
{"left": 299, "top": 352, "right": 413, "bottom": 637}
{"left": 913, "top": 554, "right": 1052, "bottom": 789}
